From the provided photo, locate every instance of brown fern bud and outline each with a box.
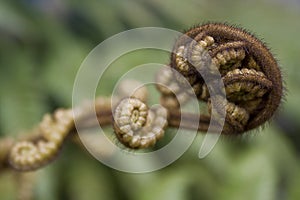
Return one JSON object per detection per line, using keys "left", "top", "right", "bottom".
{"left": 113, "top": 97, "right": 168, "bottom": 149}
{"left": 168, "top": 23, "right": 283, "bottom": 134}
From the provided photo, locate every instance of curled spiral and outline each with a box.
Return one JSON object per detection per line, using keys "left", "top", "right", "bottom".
{"left": 158, "top": 23, "right": 283, "bottom": 134}
{"left": 113, "top": 98, "right": 168, "bottom": 148}
{"left": 8, "top": 109, "right": 74, "bottom": 171}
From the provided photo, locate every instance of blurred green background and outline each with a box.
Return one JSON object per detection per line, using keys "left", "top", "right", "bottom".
{"left": 1, "top": 0, "right": 300, "bottom": 199}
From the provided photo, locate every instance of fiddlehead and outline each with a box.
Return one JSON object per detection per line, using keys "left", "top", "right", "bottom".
{"left": 8, "top": 109, "right": 74, "bottom": 171}
{"left": 113, "top": 97, "right": 168, "bottom": 149}
{"left": 0, "top": 22, "right": 285, "bottom": 171}
{"left": 165, "top": 23, "right": 283, "bottom": 134}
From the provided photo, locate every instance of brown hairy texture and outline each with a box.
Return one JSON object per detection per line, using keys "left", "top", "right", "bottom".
{"left": 166, "top": 22, "right": 283, "bottom": 134}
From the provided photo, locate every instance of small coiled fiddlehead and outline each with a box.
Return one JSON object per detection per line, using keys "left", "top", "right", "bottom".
{"left": 8, "top": 109, "right": 74, "bottom": 171}
{"left": 113, "top": 97, "right": 168, "bottom": 149}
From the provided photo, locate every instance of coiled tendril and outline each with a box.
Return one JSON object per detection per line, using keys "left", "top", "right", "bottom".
{"left": 113, "top": 98, "right": 168, "bottom": 148}
{"left": 157, "top": 23, "right": 283, "bottom": 134}
{"left": 8, "top": 109, "right": 74, "bottom": 171}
